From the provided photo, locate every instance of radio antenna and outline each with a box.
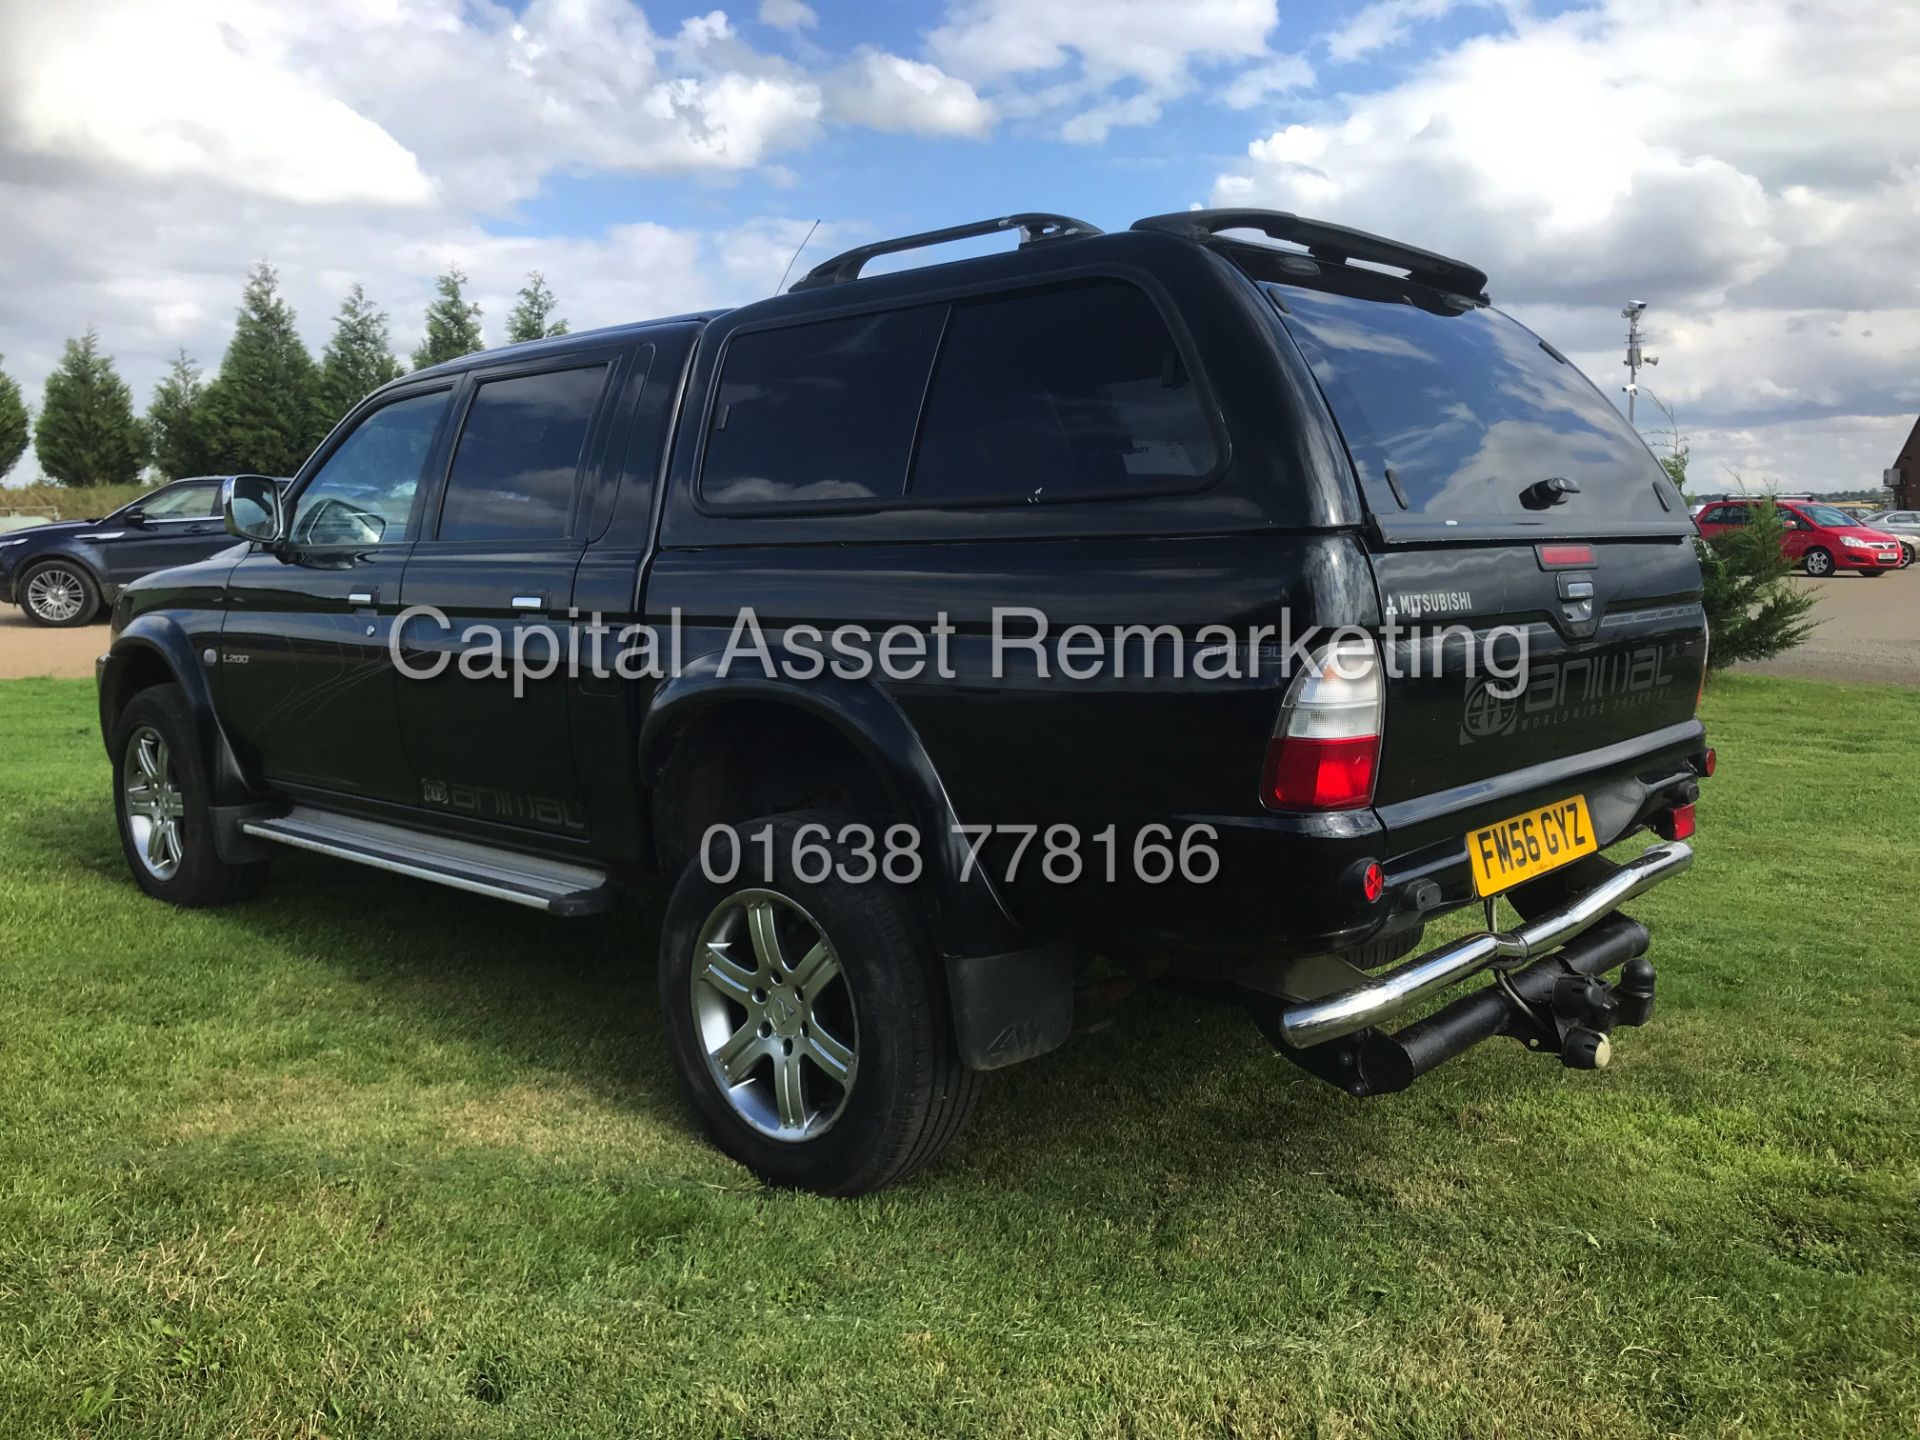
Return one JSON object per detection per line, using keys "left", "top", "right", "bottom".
{"left": 775, "top": 219, "right": 821, "bottom": 295}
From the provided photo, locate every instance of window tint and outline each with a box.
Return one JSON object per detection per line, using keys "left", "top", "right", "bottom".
{"left": 437, "top": 365, "right": 608, "bottom": 542}
{"left": 1276, "top": 285, "right": 1670, "bottom": 524}
{"left": 702, "top": 306, "right": 945, "bottom": 507}
{"left": 139, "top": 482, "right": 219, "bottom": 518}
{"left": 911, "top": 281, "right": 1217, "bottom": 504}
{"left": 290, "top": 390, "right": 448, "bottom": 545}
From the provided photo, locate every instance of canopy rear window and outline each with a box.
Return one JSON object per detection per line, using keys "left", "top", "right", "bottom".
{"left": 1272, "top": 285, "right": 1679, "bottom": 535}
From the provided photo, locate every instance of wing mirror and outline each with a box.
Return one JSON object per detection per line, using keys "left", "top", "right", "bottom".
{"left": 223, "top": 474, "right": 284, "bottom": 544}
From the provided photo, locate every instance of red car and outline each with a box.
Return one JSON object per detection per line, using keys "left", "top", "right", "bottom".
{"left": 1694, "top": 497, "right": 1905, "bottom": 577}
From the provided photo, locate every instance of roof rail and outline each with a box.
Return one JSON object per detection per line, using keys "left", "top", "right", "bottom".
{"left": 1132, "top": 208, "right": 1489, "bottom": 299}
{"left": 789, "top": 213, "right": 1103, "bottom": 292}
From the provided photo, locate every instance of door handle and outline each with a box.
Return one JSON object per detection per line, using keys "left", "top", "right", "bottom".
{"left": 348, "top": 590, "right": 377, "bottom": 606}
{"left": 510, "top": 595, "right": 545, "bottom": 612}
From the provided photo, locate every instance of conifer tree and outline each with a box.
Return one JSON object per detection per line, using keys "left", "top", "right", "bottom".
{"left": 319, "top": 283, "right": 405, "bottom": 421}
{"left": 413, "top": 267, "right": 484, "bottom": 368}
{"left": 202, "top": 263, "right": 325, "bottom": 475}
{"left": 147, "top": 350, "right": 217, "bottom": 479}
{"left": 505, "top": 271, "right": 569, "bottom": 343}
{"left": 0, "top": 354, "right": 28, "bottom": 482}
{"left": 33, "top": 331, "right": 149, "bottom": 487}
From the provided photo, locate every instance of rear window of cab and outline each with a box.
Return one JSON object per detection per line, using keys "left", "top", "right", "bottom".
{"left": 699, "top": 279, "right": 1221, "bottom": 512}
{"left": 1272, "top": 284, "right": 1673, "bottom": 527}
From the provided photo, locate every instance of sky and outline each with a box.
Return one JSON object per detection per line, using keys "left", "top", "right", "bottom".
{"left": 1, "top": 0, "right": 1915, "bottom": 494}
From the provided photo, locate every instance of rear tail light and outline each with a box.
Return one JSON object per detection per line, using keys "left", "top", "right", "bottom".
{"left": 1261, "top": 636, "right": 1382, "bottom": 812}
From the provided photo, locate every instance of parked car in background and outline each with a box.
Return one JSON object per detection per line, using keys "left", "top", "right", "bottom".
{"left": 1694, "top": 497, "right": 1905, "bottom": 577}
{"left": 1862, "top": 509, "right": 1920, "bottom": 567}
{"left": 0, "top": 477, "right": 287, "bottom": 626}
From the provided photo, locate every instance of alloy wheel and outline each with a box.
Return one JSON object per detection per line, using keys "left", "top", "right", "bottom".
{"left": 123, "top": 727, "right": 186, "bottom": 881}
{"left": 26, "top": 566, "right": 86, "bottom": 623}
{"left": 691, "top": 889, "right": 858, "bottom": 1141}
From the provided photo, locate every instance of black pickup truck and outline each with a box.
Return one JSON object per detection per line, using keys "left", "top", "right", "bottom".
{"left": 98, "top": 209, "right": 1710, "bottom": 1194}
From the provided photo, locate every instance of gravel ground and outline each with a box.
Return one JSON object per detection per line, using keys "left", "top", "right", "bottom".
{"left": 0, "top": 608, "right": 105, "bottom": 680}
{"left": 1740, "top": 569, "right": 1920, "bottom": 686}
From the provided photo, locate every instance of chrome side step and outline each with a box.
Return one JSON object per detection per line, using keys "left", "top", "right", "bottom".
{"left": 1278, "top": 841, "right": 1694, "bottom": 1049}
{"left": 241, "top": 806, "right": 619, "bottom": 916}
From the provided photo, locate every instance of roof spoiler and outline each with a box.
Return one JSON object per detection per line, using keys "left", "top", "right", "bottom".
{"left": 789, "top": 213, "right": 1103, "bottom": 292}
{"left": 1132, "top": 208, "right": 1490, "bottom": 300}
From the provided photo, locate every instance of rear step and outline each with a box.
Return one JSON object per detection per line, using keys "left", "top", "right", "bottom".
{"left": 241, "top": 807, "right": 619, "bottom": 915}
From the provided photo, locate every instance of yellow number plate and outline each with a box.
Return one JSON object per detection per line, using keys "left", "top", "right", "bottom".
{"left": 1467, "top": 795, "right": 1596, "bottom": 897}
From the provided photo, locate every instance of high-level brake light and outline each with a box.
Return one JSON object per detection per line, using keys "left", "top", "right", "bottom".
{"left": 1537, "top": 543, "right": 1596, "bottom": 568}
{"left": 1261, "top": 636, "right": 1383, "bottom": 812}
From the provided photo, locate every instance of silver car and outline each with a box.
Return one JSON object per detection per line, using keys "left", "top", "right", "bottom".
{"left": 1864, "top": 510, "right": 1920, "bottom": 567}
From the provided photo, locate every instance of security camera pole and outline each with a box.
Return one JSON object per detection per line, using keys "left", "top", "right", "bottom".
{"left": 1621, "top": 300, "right": 1657, "bottom": 425}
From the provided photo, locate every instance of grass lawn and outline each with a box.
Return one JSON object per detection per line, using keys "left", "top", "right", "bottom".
{"left": 2, "top": 674, "right": 1917, "bottom": 1437}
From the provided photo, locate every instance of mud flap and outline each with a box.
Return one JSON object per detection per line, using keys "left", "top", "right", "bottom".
{"left": 945, "top": 942, "right": 1076, "bottom": 1070}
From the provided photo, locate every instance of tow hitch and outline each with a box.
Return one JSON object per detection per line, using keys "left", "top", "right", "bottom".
{"left": 1259, "top": 913, "right": 1661, "bottom": 1096}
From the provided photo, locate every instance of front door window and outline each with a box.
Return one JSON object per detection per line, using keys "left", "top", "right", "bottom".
{"left": 289, "top": 391, "right": 449, "bottom": 546}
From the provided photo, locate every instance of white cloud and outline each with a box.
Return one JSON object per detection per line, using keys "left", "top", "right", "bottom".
{"left": 0, "top": 0, "right": 432, "bottom": 208}
{"left": 1211, "top": 0, "right": 1920, "bottom": 489}
{"left": 1326, "top": 0, "right": 1479, "bottom": 62}
{"left": 1222, "top": 55, "right": 1316, "bottom": 110}
{"left": 758, "top": 0, "right": 818, "bottom": 31}
{"left": 827, "top": 52, "right": 997, "bottom": 137}
{"left": 930, "top": 0, "right": 1278, "bottom": 139}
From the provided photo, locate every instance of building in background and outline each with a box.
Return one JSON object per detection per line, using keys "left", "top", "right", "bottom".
{"left": 1893, "top": 415, "right": 1920, "bottom": 509}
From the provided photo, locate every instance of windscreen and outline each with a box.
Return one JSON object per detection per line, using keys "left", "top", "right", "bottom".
{"left": 1274, "top": 285, "right": 1675, "bottom": 528}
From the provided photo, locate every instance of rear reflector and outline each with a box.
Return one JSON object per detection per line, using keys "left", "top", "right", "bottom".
{"left": 1654, "top": 803, "right": 1696, "bottom": 841}
{"left": 1700, "top": 747, "right": 1717, "bottom": 777}
{"left": 1262, "top": 637, "right": 1382, "bottom": 812}
{"left": 1538, "top": 543, "right": 1596, "bottom": 568}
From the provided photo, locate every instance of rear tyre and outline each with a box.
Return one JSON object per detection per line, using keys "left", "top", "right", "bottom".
{"left": 1802, "top": 548, "right": 1834, "bottom": 577}
{"left": 111, "top": 684, "right": 271, "bottom": 907}
{"left": 20, "top": 560, "right": 99, "bottom": 626}
{"left": 1900, "top": 542, "right": 1915, "bottom": 568}
{"left": 657, "top": 811, "right": 980, "bottom": 1195}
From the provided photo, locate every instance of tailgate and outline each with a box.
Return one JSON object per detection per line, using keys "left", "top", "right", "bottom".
{"left": 1370, "top": 537, "right": 1706, "bottom": 853}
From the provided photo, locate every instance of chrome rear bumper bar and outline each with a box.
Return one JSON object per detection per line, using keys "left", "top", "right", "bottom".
{"left": 1279, "top": 841, "right": 1694, "bottom": 1049}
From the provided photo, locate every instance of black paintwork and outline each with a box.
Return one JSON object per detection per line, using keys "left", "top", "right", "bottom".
{"left": 100, "top": 214, "right": 1707, "bottom": 983}
{"left": 1, "top": 478, "right": 265, "bottom": 618}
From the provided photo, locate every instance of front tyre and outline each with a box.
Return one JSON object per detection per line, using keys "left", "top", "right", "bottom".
{"left": 112, "top": 684, "right": 270, "bottom": 907}
{"left": 20, "top": 560, "right": 99, "bottom": 626}
{"left": 1803, "top": 547, "right": 1834, "bottom": 577}
{"left": 658, "top": 813, "right": 979, "bottom": 1195}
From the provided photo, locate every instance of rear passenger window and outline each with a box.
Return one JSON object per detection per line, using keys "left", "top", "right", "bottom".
{"left": 703, "top": 307, "right": 945, "bottom": 507}
{"left": 437, "top": 365, "right": 608, "bottom": 542}
{"left": 909, "top": 281, "right": 1217, "bottom": 504}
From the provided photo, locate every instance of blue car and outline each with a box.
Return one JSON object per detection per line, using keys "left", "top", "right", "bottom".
{"left": 0, "top": 476, "right": 286, "bottom": 627}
